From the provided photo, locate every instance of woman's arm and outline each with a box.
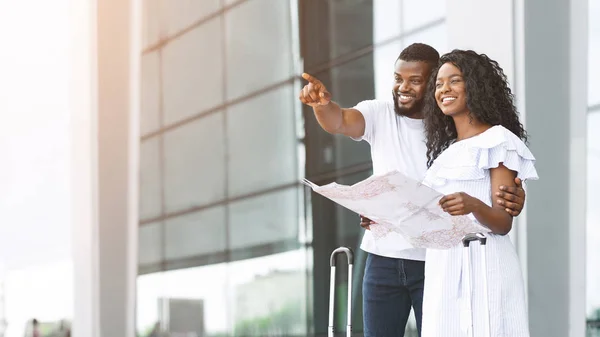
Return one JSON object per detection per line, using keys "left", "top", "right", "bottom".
{"left": 439, "top": 163, "right": 517, "bottom": 235}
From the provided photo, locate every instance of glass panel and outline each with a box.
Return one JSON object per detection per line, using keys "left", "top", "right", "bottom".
{"left": 225, "top": 0, "right": 293, "bottom": 100}
{"left": 587, "top": 111, "right": 600, "bottom": 333}
{"left": 304, "top": 53, "right": 373, "bottom": 178}
{"left": 136, "top": 272, "right": 164, "bottom": 336}
{"left": 228, "top": 249, "right": 309, "bottom": 336}
{"left": 137, "top": 264, "right": 230, "bottom": 337}
{"left": 226, "top": 84, "right": 297, "bottom": 197}
{"left": 403, "top": 22, "right": 448, "bottom": 55}
{"left": 164, "top": 206, "right": 227, "bottom": 260}
{"left": 327, "top": 0, "right": 374, "bottom": 62}
{"left": 162, "top": 17, "right": 224, "bottom": 125}
{"left": 140, "top": 138, "right": 162, "bottom": 220}
{"left": 300, "top": 0, "right": 374, "bottom": 70}
{"left": 373, "top": 0, "right": 402, "bottom": 43}
{"left": 161, "top": 0, "right": 221, "bottom": 37}
{"left": 373, "top": 40, "right": 403, "bottom": 101}
{"left": 140, "top": 51, "right": 161, "bottom": 135}
{"left": 162, "top": 264, "right": 230, "bottom": 337}
{"left": 163, "top": 112, "right": 226, "bottom": 213}
{"left": 139, "top": 222, "right": 163, "bottom": 266}
{"left": 588, "top": 0, "right": 600, "bottom": 106}
{"left": 228, "top": 187, "right": 299, "bottom": 251}
{"left": 142, "top": 0, "right": 162, "bottom": 49}
{"left": 402, "top": 0, "right": 446, "bottom": 32}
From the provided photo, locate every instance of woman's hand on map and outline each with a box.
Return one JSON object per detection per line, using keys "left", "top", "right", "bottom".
{"left": 439, "top": 192, "right": 482, "bottom": 216}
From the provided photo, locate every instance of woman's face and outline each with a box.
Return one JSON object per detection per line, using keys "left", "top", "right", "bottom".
{"left": 434, "top": 62, "right": 468, "bottom": 116}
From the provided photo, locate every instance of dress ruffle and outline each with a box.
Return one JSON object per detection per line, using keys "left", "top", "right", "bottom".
{"left": 424, "top": 125, "right": 539, "bottom": 187}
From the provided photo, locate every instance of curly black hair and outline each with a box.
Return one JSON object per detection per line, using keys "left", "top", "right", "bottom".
{"left": 423, "top": 49, "right": 528, "bottom": 167}
{"left": 398, "top": 43, "right": 440, "bottom": 69}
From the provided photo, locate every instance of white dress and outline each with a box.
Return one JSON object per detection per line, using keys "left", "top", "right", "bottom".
{"left": 420, "top": 125, "right": 539, "bottom": 337}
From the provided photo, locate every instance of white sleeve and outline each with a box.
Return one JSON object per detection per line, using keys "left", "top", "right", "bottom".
{"left": 350, "top": 99, "right": 382, "bottom": 144}
{"left": 423, "top": 126, "right": 539, "bottom": 188}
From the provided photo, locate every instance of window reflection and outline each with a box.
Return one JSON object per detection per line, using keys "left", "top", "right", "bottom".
{"left": 225, "top": 0, "right": 294, "bottom": 100}
{"left": 228, "top": 250, "right": 309, "bottom": 336}
{"left": 162, "top": 18, "right": 224, "bottom": 125}
{"left": 136, "top": 249, "right": 309, "bottom": 337}
{"left": 137, "top": 264, "right": 230, "bottom": 337}
{"left": 164, "top": 206, "right": 227, "bottom": 261}
{"left": 228, "top": 187, "right": 299, "bottom": 252}
{"left": 137, "top": 272, "right": 163, "bottom": 336}
{"left": 226, "top": 85, "right": 298, "bottom": 197}
{"left": 163, "top": 112, "right": 226, "bottom": 212}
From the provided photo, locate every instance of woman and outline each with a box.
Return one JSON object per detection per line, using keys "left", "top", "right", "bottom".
{"left": 420, "top": 50, "right": 538, "bottom": 336}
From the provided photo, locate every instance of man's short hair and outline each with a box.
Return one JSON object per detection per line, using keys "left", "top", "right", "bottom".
{"left": 398, "top": 43, "right": 440, "bottom": 68}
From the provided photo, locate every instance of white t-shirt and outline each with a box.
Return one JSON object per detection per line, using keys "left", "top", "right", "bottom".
{"left": 352, "top": 99, "right": 428, "bottom": 261}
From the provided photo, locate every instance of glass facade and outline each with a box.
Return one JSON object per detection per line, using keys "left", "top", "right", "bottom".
{"left": 137, "top": 1, "right": 446, "bottom": 336}
{"left": 138, "top": 0, "right": 304, "bottom": 336}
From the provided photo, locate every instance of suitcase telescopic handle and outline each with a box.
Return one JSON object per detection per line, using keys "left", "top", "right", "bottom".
{"left": 330, "top": 246, "right": 354, "bottom": 266}
{"left": 462, "top": 232, "right": 487, "bottom": 247}
{"left": 461, "top": 232, "right": 491, "bottom": 337}
{"left": 328, "top": 247, "right": 354, "bottom": 337}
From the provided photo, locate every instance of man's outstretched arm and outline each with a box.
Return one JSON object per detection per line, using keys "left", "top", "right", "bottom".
{"left": 299, "top": 73, "right": 365, "bottom": 139}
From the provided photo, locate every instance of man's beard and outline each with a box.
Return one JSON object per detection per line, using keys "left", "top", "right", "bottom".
{"left": 393, "top": 92, "right": 424, "bottom": 118}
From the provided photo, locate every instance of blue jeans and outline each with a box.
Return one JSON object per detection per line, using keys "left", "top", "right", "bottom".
{"left": 362, "top": 253, "right": 425, "bottom": 337}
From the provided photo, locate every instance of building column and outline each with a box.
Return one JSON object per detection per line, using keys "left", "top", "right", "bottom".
{"left": 522, "top": 0, "right": 587, "bottom": 336}
{"left": 70, "top": 0, "right": 140, "bottom": 336}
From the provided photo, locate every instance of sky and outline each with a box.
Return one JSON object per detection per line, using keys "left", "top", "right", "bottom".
{"left": 0, "top": 1, "right": 73, "bottom": 336}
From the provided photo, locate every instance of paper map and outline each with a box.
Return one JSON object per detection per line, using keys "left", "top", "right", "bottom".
{"left": 302, "top": 171, "right": 490, "bottom": 250}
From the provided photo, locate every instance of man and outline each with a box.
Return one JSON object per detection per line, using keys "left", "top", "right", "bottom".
{"left": 299, "top": 43, "right": 526, "bottom": 336}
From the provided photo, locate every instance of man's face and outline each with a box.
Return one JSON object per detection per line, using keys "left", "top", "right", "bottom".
{"left": 392, "top": 60, "right": 432, "bottom": 118}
